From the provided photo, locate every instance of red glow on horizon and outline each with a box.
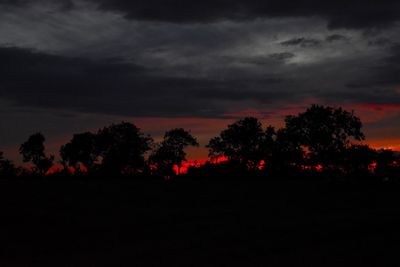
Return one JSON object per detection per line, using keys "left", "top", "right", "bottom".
{"left": 46, "top": 165, "right": 64, "bottom": 175}
{"left": 4, "top": 102, "right": 398, "bottom": 173}
{"left": 369, "top": 138, "right": 400, "bottom": 152}
{"left": 46, "top": 164, "right": 87, "bottom": 176}
{"left": 354, "top": 103, "right": 400, "bottom": 111}
{"left": 223, "top": 109, "right": 272, "bottom": 118}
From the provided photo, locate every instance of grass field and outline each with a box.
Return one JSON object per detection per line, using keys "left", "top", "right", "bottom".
{"left": 1, "top": 178, "right": 399, "bottom": 266}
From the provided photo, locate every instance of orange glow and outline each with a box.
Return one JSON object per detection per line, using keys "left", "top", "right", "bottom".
{"left": 368, "top": 138, "right": 400, "bottom": 152}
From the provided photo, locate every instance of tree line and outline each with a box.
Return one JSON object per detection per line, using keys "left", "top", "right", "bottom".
{"left": 0, "top": 105, "right": 399, "bottom": 180}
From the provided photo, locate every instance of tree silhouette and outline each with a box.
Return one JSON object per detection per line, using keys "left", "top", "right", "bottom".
{"left": 95, "top": 122, "right": 153, "bottom": 175}
{"left": 3, "top": 105, "right": 398, "bottom": 179}
{"left": 266, "top": 128, "right": 305, "bottom": 175}
{"left": 0, "top": 151, "right": 17, "bottom": 178}
{"left": 150, "top": 128, "right": 199, "bottom": 176}
{"left": 60, "top": 132, "right": 98, "bottom": 174}
{"left": 19, "top": 133, "right": 54, "bottom": 176}
{"left": 207, "top": 117, "right": 266, "bottom": 171}
{"left": 341, "top": 144, "right": 376, "bottom": 178}
{"left": 375, "top": 149, "right": 399, "bottom": 180}
{"left": 284, "top": 105, "right": 365, "bottom": 171}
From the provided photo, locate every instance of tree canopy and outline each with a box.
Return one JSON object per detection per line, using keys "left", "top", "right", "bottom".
{"left": 60, "top": 132, "right": 97, "bottom": 173}
{"left": 207, "top": 117, "right": 266, "bottom": 170}
{"left": 284, "top": 105, "right": 365, "bottom": 168}
{"left": 150, "top": 128, "right": 199, "bottom": 176}
{"left": 95, "top": 122, "right": 153, "bottom": 175}
{"left": 0, "top": 105, "right": 397, "bottom": 181}
{"left": 19, "top": 133, "right": 54, "bottom": 176}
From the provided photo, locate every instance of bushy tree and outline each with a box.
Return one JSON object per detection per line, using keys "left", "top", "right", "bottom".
{"left": 19, "top": 133, "right": 54, "bottom": 176}
{"left": 96, "top": 122, "right": 153, "bottom": 175}
{"left": 284, "top": 105, "right": 365, "bottom": 170}
{"left": 150, "top": 128, "right": 198, "bottom": 176}
{"left": 207, "top": 117, "right": 266, "bottom": 170}
{"left": 60, "top": 132, "right": 97, "bottom": 174}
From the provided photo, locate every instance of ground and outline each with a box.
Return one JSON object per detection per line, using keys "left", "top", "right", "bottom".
{"left": 0, "top": 178, "right": 399, "bottom": 266}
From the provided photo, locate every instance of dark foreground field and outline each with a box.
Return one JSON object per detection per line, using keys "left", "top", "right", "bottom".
{"left": 1, "top": 178, "right": 400, "bottom": 266}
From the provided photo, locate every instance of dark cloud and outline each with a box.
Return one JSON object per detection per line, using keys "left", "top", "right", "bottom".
{"left": 281, "top": 38, "right": 322, "bottom": 47}
{"left": 268, "top": 52, "right": 295, "bottom": 61}
{"left": 0, "top": 0, "right": 74, "bottom": 8}
{"left": 0, "top": 0, "right": 31, "bottom": 4}
{"left": 2, "top": 43, "right": 398, "bottom": 120}
{"left": 368, "top": 37, "right": 395, "bottom": 47}
{"left": 239, "top": 53, "right": 295, "bottom": 66}
{"left": 322, "top": 88, "right": 400, "bottom": 107}
{"left": 346, "top": 44, "right": 400, "bottom": 89}
{"left": 281, "top": 35, "right": 351, "bottom": 47}
{"left": 326, "top": 34, "right": 350, "bottom": 42}
{"left": 0, "top": 46, "right": 293, "bottom": 118}
{"left": 2, "top": 0, "right": 399, "bottom": 30}
{"left": 89, "top": 0, "right": 400, "bottom": 30}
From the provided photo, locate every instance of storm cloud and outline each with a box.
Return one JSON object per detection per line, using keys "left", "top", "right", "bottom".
{"left": 2, "top": 0, "right": 400, "bottom": 30}
{"left": 0, "top": 46, "right": 295, "bottom": 118}
{"left": 91, "top": 0, "right": 400, "bottom": 30}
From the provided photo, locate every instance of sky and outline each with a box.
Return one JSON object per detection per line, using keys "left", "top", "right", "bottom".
{"left": 0, "top": 0, "right": 400, "bottom": 163}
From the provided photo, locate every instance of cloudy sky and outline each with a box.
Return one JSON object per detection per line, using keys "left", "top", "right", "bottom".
{"left": 1, "top": 0, "right": 400, "bottom": 162}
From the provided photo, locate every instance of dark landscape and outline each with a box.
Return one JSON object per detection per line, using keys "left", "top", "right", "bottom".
{"left": 2, "top": 178, "right": 400, "bottom": 266}
{"left": 1, "top": 104, "right": 400, "bottom": 267}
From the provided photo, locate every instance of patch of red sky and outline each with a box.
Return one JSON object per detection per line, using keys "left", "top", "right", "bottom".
{"left": 173, "top": 156, "right": 229, "bottom": 174}
{"left": 351, "top": 103, "right": 400, "bottom": 123}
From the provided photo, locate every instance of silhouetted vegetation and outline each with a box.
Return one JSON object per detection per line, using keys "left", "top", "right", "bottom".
{"left": 0, "top": 152, "right": 17, "bottom": 178}
{"left": 60, "top": 122, "right": 153, "bottom": 177}
{"left": 19, "top": 132, "right": 54, "bottom": 176}
{"left": 284, "top": 105, "right": 365, "bottom": 172}
{"left": 95, "top": 122, "right": 153, "bottom": 176}
{"left": 207, "top": 117, "right": 265, "bottom": 171}
{"left": 150, "top": 128, "right": 199, "bottom": 176}
{"left": 60, "top": 132, "right": 98, "bottom": 174}
{"left": 1, "top": 105, "right": 399, "bottom": 181}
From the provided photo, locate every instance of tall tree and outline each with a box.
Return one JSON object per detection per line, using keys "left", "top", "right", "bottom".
{"left": 96, "top": 122, "right": 153, "bottom": 175}
{"left": 284, "top": 105, "right": 365, "bottom": 170}
{"left": 60, "top": 132, "right": 98, "bottom": 174}
{"left": 150, "top": 128, "right": 199, "bottom": 176}
{"left": 207, "top": 117, "right": 266, "bottom": 170}
{"left": 19, "top": 133, "right": 54, "bottom": 176}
